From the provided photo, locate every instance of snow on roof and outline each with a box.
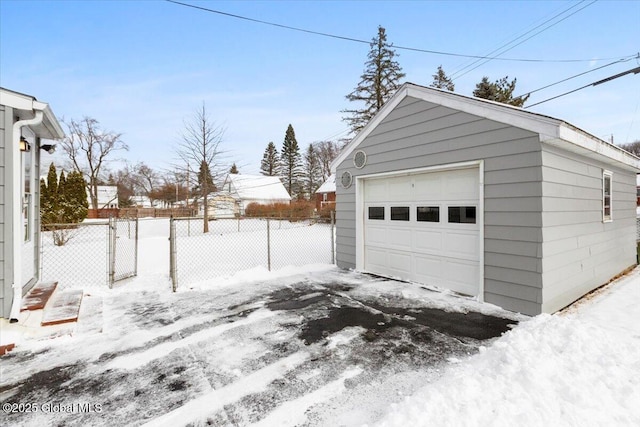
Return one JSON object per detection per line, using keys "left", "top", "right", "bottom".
{"left": 315, "top": 174, "right": 336, "bottom": 194}
{"left": 227, "top": 174, "right": 291, "bottom": 201}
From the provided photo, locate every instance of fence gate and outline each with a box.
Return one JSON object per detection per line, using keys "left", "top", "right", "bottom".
{"left": 108, "top": 217, "right": 139, "bottom": 288}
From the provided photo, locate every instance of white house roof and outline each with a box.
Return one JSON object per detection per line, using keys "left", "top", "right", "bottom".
{"left": 332, "top": 82, "right": 640, "bottom": 173}
{"left": 0, "top": 87, "right": 64, "bottom": 140}
{"left": 225, "top": 174, "right": 291, "bottom": 201}
{"left": 315, "top": 174, "right": 336, "bottom": 194}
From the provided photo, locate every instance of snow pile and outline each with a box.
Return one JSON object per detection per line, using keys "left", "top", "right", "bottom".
{"left": 377, "top": 274, "right": 640, "bottom": 427}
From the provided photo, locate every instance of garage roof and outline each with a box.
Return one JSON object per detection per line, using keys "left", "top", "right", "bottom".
{"left": 333, "top": 82, "right": 640, "bottom": 173}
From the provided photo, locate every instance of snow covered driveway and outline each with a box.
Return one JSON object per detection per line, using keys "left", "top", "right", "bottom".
{"left": 0, "top": 266, "right": 517, "bottom": 426}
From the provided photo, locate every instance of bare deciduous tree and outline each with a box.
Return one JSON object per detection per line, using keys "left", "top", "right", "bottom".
{"left": 313, "top": 140, "right": 340, "bottom": 182}
{"left": 60, "top": 117, "right": 128, "bottom": 211}
{"left": 174, "top": 103, "right": 226, "bottom": 233}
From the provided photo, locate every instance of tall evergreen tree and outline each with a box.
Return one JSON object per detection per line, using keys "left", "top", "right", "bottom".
{"left": 473, "top": 76, "right": 529, "bottom": 107}
{"left": 302, "top": 143, "right": 322, "bottom": 200}
{"left": 197, "top": 160, "right": 216, "bottom": 194}
{"left": 280, "top": 124, "right": 303, "bottom": 198}
{"left": 342, "top": 26, "right": 405, "bottom": 134}
{"left": 229, "top": 163, "right": 239, "bottom": 174}
{"left": 61, "top": 171, "right": 89, "bottom": 223}
{"left": 260, "top": 141, "right": 280, "bottom": 176}
{"left": 430, "top": 65, "right": 455, "bottom": 91}
{"left": 40, "top": 164, "right": 88, "bottom": 231}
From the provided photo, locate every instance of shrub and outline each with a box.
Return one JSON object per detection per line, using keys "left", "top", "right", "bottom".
{"left": 245, "top": 201, "right": 315, "bottom": 219}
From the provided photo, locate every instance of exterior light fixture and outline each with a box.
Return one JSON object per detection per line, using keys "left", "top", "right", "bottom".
{"left": 40, "top": 144, "right": 56, "bottom": 154}
{"left": 19, "top": 136, "right": 31, "bottom": 152}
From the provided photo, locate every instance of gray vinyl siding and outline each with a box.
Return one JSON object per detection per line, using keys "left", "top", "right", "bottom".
{"left": 336, "top": 96, "right": 545, "bottom": 315}
{"left": 0, "top": 105, "right": 8, "bottom": 318}
{"left": 540, "top": 144, "right": 637, "bottom": 313}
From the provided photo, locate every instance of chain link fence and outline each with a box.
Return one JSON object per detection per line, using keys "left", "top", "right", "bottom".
{"left": 40, "top": 218, "right": 138, "bottom": 289}
{"left": 169, "top": 215, "right": 335, "bottom": 290}
{"left": 109, "top": 217, "right": 139, "bottom": 287}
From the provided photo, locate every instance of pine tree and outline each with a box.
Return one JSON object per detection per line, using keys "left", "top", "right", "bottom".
{"left": 430, "top": 65, "right": 455, "bottom": 91}
{"left": 303, "top": 143, "right": 322, "bottom": 200}
{"left": 473, "top": 76, "right": 529, "bottom": 107}
{"left": 260, "top": 141, "right": 280, "bottom": 176}
{"left": 197, "top": 160, "right": 216, "bottom": 193}
{"left": 342, "top": 26, "right": 405, "bottom": 134}
{"left": 63, "top": 171, "right": 89, "bottom": 223}
{"left": 229, "top": 163, "right": 239, "bottom": 174}
{"left": 280, "top": 124, "right": 303, "bottom": 198}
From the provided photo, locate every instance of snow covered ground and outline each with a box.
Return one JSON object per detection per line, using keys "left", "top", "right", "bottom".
{"left": 1, "top": 218, "right": 639, "bottom": 426}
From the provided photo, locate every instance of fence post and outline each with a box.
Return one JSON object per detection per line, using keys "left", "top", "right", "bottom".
{"left": 330, "top": 210, "right": 335, "bottom": 265}
{"left": 134, "top": 217, "right": 139, "bottom": 277}
{"left": 170, "top": 217, "right": 177, "bottom": 292}
{"left": 267, "top": 218, "right": 271, "bottom": 271}
{"left": 108, "top": 216, "right": 116, "bottom": 288}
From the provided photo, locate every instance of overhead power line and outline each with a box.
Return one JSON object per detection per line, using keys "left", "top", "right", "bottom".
{"left": 451, "top": 0, "right": 597, "bottom": 79}
{"left": 525, "top": 66, "right": 640, "bottom": 108}
{"left": 165, "top": 0, "right": 631, "bottom": 64}
{"left": 515, "top": 56, "right": 636, "bottom": 99}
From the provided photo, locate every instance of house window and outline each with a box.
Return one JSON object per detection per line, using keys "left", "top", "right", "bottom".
{"left": 417, "top": 206, "right": 439, "bottom": 222}
{"left": 603, "top": 171, "right": 612, "bottom": 222}
{"left": 448, "top": 206, "right": 476, "bottom": 224}
{"left": 22, "top": 146, "right": 33, "bottom": 242}
{"left": 368, "top": 206, "right": 385, "bottom": 220}
{"left": 391, "top": 206, "right": 410, "bottom": 221}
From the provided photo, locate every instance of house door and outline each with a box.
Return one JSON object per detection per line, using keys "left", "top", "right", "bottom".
{"left": 21, "top": 131, "right": 36, "bottom": 287}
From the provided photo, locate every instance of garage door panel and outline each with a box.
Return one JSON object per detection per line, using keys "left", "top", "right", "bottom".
{"left": 414, "top": 229, "right": 443, "bottom": 252}
{"left": 414, "top": 174, "right": 443, "bottom": 199}
{"left": 444, "top": 231, "right": 479, "bottom": 259}
{"left": 388, "top": 251, "right": 412, "bottom": 276}
{"left": 387, "top": 228, "right": 413, "bottom": 251}
{"left": 444, "top": 169, "right": 479, "bottom": 200}
{"left": 414, "top": 254, "right": 443, "bottom": 280}
{"left": 388, "top": 176, "right": 412, "bottom": 201}
{"left": 363, "top": 167, "right": 480, "bottom": 297}
{"left": 366, "top": 225, "right": 387, "bottom": 246}
{"left": 365, "top": 247, "right": 387, "bottom": 270}
{"left": 364, "top": 180, "right": 388, "bottom": 202}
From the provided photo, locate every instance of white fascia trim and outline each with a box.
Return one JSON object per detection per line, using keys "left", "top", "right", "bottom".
{"left": 556, "top": 124, "right": 640, "bottom": 171}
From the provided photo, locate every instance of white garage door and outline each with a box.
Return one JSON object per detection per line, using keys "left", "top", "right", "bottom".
{"left": 363, "top": 167, "right": 480, "bottom": 296}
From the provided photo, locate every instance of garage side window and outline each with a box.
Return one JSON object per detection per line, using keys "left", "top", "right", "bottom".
{"left": 391, "top": 207, "right": 410, "bottom": 221}
{"left": 603, "top": 171, "right": 612, "bottom": 222}
{"left": 417, "top": 206, "right": 439, "bottom": 222}
{"left": 448, "top": 206, "right": 476, "bottom": 224}
{"left": 368, "top": 206, "right": 385, "bottom": 220}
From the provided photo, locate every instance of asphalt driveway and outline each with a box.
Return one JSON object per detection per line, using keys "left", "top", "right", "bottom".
{"left": 0, "top": 269, "right": 517, "bottom": 426}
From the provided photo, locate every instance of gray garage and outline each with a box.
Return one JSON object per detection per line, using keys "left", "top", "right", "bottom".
{"left": 333, "top": 82, "right": 639, "bottom": 316}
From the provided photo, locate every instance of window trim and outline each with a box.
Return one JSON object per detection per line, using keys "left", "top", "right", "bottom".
{"left": 603, "top": 170, "right": 612, "bottom": 222}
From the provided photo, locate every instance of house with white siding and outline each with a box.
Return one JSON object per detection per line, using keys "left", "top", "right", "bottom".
{"left": 333, "top": 82, "right": 639, "bottom": 316}
{"left": 0, "top": 88, "right": 64, "bottom": 320}
{"left": 222, "top": 174, "right": 291, "bottom": 215}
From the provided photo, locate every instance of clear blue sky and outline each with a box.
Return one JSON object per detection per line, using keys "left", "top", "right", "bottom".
{"left": 1, "top": 0, "right": 639, "bottom": 176}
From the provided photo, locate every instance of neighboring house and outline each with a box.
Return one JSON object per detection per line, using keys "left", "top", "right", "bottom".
{"left": 333, "top": 82, "right": 640, "bottom": 316}
{"left": 87, "top": 185, "right": 119, "bottom": 219}
{"left": 1, "top": 88, "right": 65, "bottom": 320}
{"left": 197, "top": 192, "right": 239, "bottom": 218}
{"left": 222, "top": 174, "right": 291, "bottom": 215}
{"left": 315, "top": 174, "right": 336, "bottom": 211}
{"left": 94, "top": 185, "right": 119, "bottom": 209}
